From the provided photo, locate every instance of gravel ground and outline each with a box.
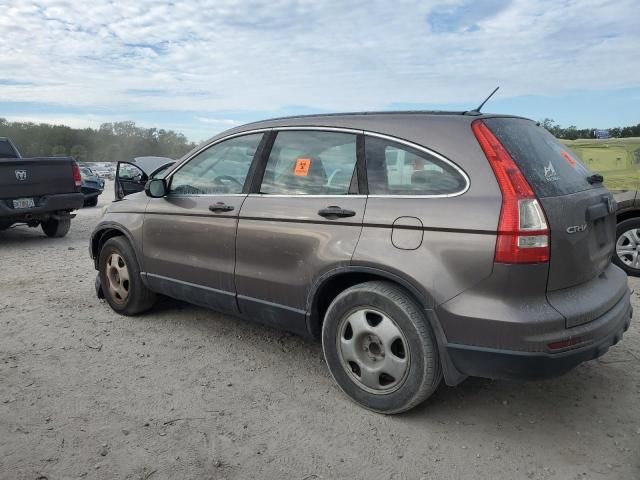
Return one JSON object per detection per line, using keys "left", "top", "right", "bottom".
{"left": 1, "top": 184, "right": 639, "bottom": 480}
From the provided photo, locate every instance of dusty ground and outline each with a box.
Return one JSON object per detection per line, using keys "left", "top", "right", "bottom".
{"left": 1, "top": 184, "right": 639, "bottom": 480}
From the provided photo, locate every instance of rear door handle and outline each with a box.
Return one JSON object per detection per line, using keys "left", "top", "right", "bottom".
{"left": 209, "top": 202, "right": 234, "bottom": 213}
{"left": 318, "top": 205, "right": 356, "bottom": 219}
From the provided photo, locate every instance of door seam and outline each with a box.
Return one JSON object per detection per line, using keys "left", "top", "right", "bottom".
{"left": 350, "top": 195, "right": 368, "bottom": 266}
{"left": 233, "top": 194, "right": 250, "bottom": 313}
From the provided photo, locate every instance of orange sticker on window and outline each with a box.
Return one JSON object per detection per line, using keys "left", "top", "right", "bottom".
{"left": 294, "top": 158, "right": 311, "bottom": 176}
{"left": 561, "top": 150, "right": 577, "bottom": 167}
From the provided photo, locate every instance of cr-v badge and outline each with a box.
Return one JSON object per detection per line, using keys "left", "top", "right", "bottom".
{"left": 567, "top": 224, "right": 587, "bottom": 234}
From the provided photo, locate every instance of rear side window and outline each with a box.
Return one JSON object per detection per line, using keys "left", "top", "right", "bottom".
{"left": 365, "top": 136, "right": 467, "bottom": 195}
{"left": 483, "top": 118, "right": 594, "bottom": 198}
{"left": 260, "top": 131, "right": 357, "bottom": 195}
{"left": 0, "top": 140, "right": 18, "bottom": 158}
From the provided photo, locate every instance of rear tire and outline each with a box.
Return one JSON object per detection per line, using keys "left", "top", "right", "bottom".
{"left": 322, "top": 281, "right": 442, "bottom": 414}
{"left": 98, "top": 236, "right": 156, "bottom": 315}
{"left": 41, "top": 217, "right": 71, "bottom": 238}
{"left": 84, "top": 197, "right": 98, "bottom": 207}
{"left": 613, "top": 218, "right": 640, "bottom": 277}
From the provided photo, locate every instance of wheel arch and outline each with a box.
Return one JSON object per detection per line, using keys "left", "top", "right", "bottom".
{"left": 305, "top": 266, "right": 434, "bottom": 340}
{"left": 91, "top": 223, "right": 139, "bottom": 270}
{"left": 306, "top": 266, "right": 466, "bottom": 386}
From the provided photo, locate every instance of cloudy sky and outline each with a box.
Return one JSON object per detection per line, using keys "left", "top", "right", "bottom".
{"left": 1, "top": 0, "right": 638, "bottom": 141}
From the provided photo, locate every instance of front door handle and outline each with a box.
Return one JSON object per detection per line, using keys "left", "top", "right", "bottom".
{"left": 209, "top": 202, "right": 234, "bottom": 213}
{"left": 318, "top": 205, "right": 356, "bottom": 219}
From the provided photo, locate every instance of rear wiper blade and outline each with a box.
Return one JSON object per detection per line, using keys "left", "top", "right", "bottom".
{"left": 587, "top": 174, "right": 604, "bottom": 184}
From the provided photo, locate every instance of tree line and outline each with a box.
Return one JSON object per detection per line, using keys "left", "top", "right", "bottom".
{"left": 0, "top": 118, "right": 197, "bottom": 162}
{"left": 540, "top": 119, "right": 640, "bottom": 140}
{"left": 2, "top": 117, "right": 638, "bottom": 161}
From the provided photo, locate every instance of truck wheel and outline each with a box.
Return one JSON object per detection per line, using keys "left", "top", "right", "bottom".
{"left": 41, "top": 217, "right": 71, "bottom": 238}
{"left": 322, "top": 281, "right": 442, "bottom": 414}
{"left": 614, "top": 218, "right": 640, "bottom": 277}
{"left": 98, "top": 236, "right": 156, "bottom": 315}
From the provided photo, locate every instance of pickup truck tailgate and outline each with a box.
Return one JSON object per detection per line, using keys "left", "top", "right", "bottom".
{"left": 0, "top": 158, "right": 76, "bottom": 198}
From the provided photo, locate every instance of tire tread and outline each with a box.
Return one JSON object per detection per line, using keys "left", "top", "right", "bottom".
{"left": 323, "top": 280, "right": 442, "bottom": 414}
{"left": 41, "top": 217, "right": 71, "bottom": 238}
{"left": 99, "top": 236, "right": 156, "bottom": 315}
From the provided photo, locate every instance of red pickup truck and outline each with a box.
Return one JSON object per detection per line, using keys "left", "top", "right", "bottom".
{"left": 0, "top": 137, "right": 84, "bottom": 237}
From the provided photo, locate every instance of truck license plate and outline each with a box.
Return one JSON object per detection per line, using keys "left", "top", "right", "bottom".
{"left": 12, "top": 197, "right": 35, "bottom": 209}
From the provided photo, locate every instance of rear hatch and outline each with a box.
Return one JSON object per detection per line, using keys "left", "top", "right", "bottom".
{"left": 483, "top": 118, "right": 621, "bottom": 325}
{"left": 0, "top": 157, "right": 77, "bottom": 199}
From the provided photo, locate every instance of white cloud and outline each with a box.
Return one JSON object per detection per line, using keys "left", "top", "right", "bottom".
{"left": 195, "top": 117, "right": 241, "bottom": 126}
{"left": 5, "top": 114, "right": 111, "bottom": 129}
{"left": 0, "top": 0, "right": 638, "bottom": 116}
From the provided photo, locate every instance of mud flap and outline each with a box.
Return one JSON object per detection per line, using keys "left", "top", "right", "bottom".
{"left": 425, "top": 308, "right": 468, "bottom": 386}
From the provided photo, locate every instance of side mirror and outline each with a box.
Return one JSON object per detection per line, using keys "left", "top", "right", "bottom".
{"left": 145, "top": 178, "right": 168, "bottom": 198}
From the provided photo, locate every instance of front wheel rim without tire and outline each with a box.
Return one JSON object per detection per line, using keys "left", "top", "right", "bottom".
{"left": 106, "top": 253, "right": 130, "bottom": 304}
{"left": 336, "top": 307, "right": 410, "bottom": 394}
{"left": 616, "top": 228, "right": 640, "bottom": 270}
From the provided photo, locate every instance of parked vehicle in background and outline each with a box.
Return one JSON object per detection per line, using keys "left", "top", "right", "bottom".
{"left": 78, "top": 165, "right": 105, "bottom": 207}
{"left": 115, "top": 156, "right": 174, "bottom": 200}
{"left": 0, "top": 137, "right": 84, "bottom": 237}
{"left": 91, "top": 164, "right": 115, "bottom": 180}
{"left": 563, "top": 137, "right": 640, "bottom": 276}
{"left": 90, "top": 112, "right": 631, "bottom": 413}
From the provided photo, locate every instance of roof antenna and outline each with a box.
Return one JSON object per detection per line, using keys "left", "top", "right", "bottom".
{"left": 467, "top": 86, "right": 500, "bottom": 114}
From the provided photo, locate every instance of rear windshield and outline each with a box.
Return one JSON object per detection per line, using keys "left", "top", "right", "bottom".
{"left": 484, "top": 118, "right": 595, "bottom": 198}
{"left": 0, "top": 140, "right": 18, "bottom": 158}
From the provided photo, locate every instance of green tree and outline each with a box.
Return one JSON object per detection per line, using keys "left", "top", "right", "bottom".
{"left": 540, "top": 119, "right": 640, "bottom": 140}
{"left": 70, "top": 144, "right": 88, "bottom": 162}
{"left": 541, "top": 118, "right": 561, "bottom": 137}
{"left": 0, "top": 118, "right": 196, "bottom": 159}
{"left": 51, "top": 145, "right": 67, "bottom": 156}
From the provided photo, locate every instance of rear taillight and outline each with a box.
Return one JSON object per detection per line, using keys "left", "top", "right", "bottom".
{"left": 472, "top": 120, "right": 549, "bottom": 264}
{"left": 72, "top": 162, "right": 82, "bottom": 188}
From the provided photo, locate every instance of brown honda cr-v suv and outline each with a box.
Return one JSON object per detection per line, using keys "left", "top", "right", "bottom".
{"left": 90, "top": 112, "right": 632, "bottom": 413}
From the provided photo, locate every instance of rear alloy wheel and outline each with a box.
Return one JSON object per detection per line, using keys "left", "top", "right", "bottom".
{"left": 98, "top": 236, "right": 156, "bottom": 315}
{"left": 322, "top": 281, "right": 442, "bottom": 414}
{"left": 614, "top": 218, "right": 640, "bottom": 277}
{"left": 337, "top": 308, "right": 410, "bottom": 394}
{"left": 41, "top": 217, "right": 71, "bottom": 238}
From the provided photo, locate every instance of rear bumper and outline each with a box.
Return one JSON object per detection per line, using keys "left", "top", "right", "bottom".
{"left": 0, "top": 193, "right": 84, "bottom": 220}
{"left": 446, "top": 289, "right": 633, "bottom": 380}
{"left": 81, "top": 187, "right": 103, "bottom": 198}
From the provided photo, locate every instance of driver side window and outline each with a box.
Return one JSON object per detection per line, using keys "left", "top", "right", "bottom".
{"left": 170, "top": 133, "right": 263, "bottom": 195}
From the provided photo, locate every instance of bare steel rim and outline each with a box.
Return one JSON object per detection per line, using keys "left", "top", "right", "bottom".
{"left": 105, "top": 252, "right": 130, "bottom": 304}
{"left": 336, "top": 307, "right": 411, "bottom": 394}
{"left": 616, "top": 228, "right": 640, "bottom": 270}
